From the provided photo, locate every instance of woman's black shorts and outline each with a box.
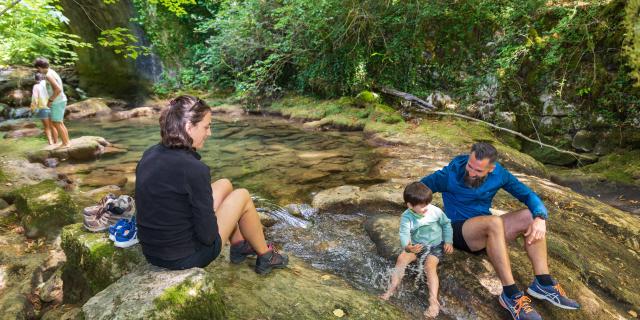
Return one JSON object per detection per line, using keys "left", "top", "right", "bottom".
{"left": 144, "top": 233, "right": 222, "bottom": 270}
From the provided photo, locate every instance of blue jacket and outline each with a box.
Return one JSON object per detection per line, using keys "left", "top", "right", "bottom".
{"left": 420, "top": 155, "right": 548, "bottom": 222}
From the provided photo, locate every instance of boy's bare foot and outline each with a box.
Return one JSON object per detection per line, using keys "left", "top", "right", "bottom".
{"left": 423, "top": 299, "right": 440, "bottom": 318}
{"left": 379, "top": 291, "right": 393, "bottom": 301}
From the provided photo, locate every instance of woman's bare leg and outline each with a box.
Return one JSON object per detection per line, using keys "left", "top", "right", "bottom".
{"left": 423, "top": 255, "right": 440, "bottom": 318}
{"left": 41, "top": 119, "right": 54, "bottom": 145}
{"left": 214, "top": 188, "right": 269, "bottom": 255}
{"left": 381, "top": 251, "right": 417, "bottom": 300}
{"left": 211, "top": 179, "right": 244, "bottom": 244}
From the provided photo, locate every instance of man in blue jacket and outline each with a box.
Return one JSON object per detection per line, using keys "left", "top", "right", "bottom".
{"left": 421, "top": 142, "right": 579, "bottom": 320}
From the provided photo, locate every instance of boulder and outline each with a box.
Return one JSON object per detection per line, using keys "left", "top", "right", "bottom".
{"left": 111, "top": 106, "right": 155, "bottom": 121}
{"left": 0, "top": 119, "right": 36, "bottom": 131}
{"left": 28, "top": 136, "right": 110, "bottom": 163}
{"left": 312, "top": 183, "right": 405, "bottom": 214}
{"left": 426, "top": 91, "right": 456, "bottom": 110}
{"left": 65, "top": 98, "right": 112, "bottom": 120}
{"left": 329, "top": 178, "right": 639, "bottom": 319}
{"left": 495, "top": 111, "right": 517, "bottom": 130}
{"left": 572, "top": 130, "right": 596, "bottom": 152}
{"left": 354, "top": 90, "right": 381, "bottom": 107}
{"left": 39, "top": 271, "right": 64, "bottom": 303}
{"left": 538, "top": 116, "right": 562, "bottom": 135}
{"left": 4, "top": 128, "right": 42, "bottom": 139}
{"left": 2, "top": 89, "right": 31, "bottom": 107}
{"left": 8, "top": 107, "right": 31, "bottom": 119}
{"left": 82, "top": 265, "right": 215, "bottom": 320}
{"left": 60, "top": 223, "right": 145, "bottom": 302}
{"left": 11, "top": 180, "right": 77, "bottom": 238}
{"left": 540, "top": 93, "right": 574, "bottom": 116}
{"left": 521, "top": 140, "right": 578, "bottom": 166}
{"left": 61, "top": 224, "right": 407, "bottom": 319}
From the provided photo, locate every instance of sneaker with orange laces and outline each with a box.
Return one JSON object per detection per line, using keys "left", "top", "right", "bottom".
{"left": 527, "top": 278, "right": 580, "bottom": 310}
{"left": 499, "top": 292, "right": 542, "bottom": 320}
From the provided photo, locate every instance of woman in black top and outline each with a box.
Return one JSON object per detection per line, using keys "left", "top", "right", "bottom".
{"left": 136, "top": 95, "right": 288, "bottom": 274}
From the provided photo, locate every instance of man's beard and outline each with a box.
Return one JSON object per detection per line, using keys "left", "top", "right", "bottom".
{"left": 464, "top": 170, "right": 486, "bottom": 188}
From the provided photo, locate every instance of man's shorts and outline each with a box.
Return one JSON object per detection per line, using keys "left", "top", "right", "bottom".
{"left": 417, "top": 242, "right": 444, "bottom": 260}
{"left": 50, "top": 100, "right": 66, "bottom": 122}
{"left": 452, "top": 220, "right": 485, "bottom": 254}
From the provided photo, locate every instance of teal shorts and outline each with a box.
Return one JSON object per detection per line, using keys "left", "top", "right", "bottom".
{"left": 50, "top": 100, "right": 66, "bottom": 122}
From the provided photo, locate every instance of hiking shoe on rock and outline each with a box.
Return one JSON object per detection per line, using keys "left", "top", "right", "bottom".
{"left": 527, "top": 278, "right": 580, "bottom": 310}
{"left": 230, "top": 240, "right": 257, "bottom": 264}
{"left": 83, "top": 209, "right": 110, "bottom": 232}
{"left": 499, "top": 292, "right": 542, "bottom": 320}
{"left": 83, "top": 205, "right": 100, "bottom": 217}
{"left": 114, "top": 216, "right": 139, "bottom": 248}
{"left": 109, "top": 218, "right": 132, "bottom": 241}
{"left": 106, "top": 195, "right": 135, "bottom": 225}
{"left": 255, "top": 244, "right": 288, "bottom": 275}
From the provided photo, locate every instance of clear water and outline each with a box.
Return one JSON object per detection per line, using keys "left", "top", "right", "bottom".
{"left": 65, "top": 115, "right": 435, "bottom": 317}
{"left": 66, "top": 115, "right": 384, "bottom": 204}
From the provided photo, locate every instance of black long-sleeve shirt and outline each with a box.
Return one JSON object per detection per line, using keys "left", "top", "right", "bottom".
{"left": 135, "top": 144, "right": 218, "bottom": 260}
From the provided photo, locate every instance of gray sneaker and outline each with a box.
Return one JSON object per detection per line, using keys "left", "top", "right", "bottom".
{"left": 105, "top": 195, "right": 135, "bottom": 225}
{"left": 83, "top": 209, "right": 110, "bottom": 232}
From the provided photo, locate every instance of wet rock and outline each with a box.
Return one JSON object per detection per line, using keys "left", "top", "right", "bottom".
{"left": 28, "top": 136, "right": 110, "bottom": 163}
{"left": 312, "top": 183, "right": 405, "bottom": 214}
{"left": 39, "top": 271, "right": 63, "bottom": 303}
{"left": 363, "top": 214, "right": 402, "bottom": 259}
{"left": 11, "top": 180, "right": 77, "bottom": 238}
{"left": 62, "top": 224, "right": 406, "bottom": 319}
{"left": 82, "top": 169, "right": 128, "bottom": 188}
{"left": 111, "top": 106, "right": 155, "bottom": 121}
{"left": 4, "top": 128, "right": 42, "bottom": 139}
{"left": 572, "top": 130, "right": 596, "bottom": 152}
{"left": 65, "top": 98, "right": 112, "bottom": 120}
{"left": 0, "top": 119, "right": 36, "bottom": 131}
{"left": 257, "top": 210, "right": 278, "bottom": 227}
{"left": 43, "top": 158, "right": 59, "bottom": 168}
{"left": 8, "top": 107, "right": 31, "bottom": 119}
{"left": 82, "top": 185, "right": 122, "bottom": 202}
{"left": 211, "top": 104, "right": 245, "bottom": 118}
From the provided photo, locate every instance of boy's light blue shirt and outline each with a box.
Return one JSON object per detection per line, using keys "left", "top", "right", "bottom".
{"left": 399, "top": 204, "right": 453, "bottom": 248}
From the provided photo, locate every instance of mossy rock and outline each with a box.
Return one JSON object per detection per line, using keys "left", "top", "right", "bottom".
{"left": 354, "top": 90, "right": 381, "bottom": 107}
{"left": 61, "top": 223, "right": 145, "bottom": 302}
{"left": 11, "top": 180, "right": 77, "bottom": 238}
{"left": 521, "top": 139, "right": 578, "bottom": 166}
{"left": 82, "top": 265, "right": 221, "bottom": 320}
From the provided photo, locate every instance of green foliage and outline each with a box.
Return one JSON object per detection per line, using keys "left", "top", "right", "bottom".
{"left": 97, "top": 27, "right": 150, "bottom": 59}
{"left": 0, "top": 0, "right": 91, "bottom": 65}
{"left": 624, "top": 0, "right": 640, "bottom": 86}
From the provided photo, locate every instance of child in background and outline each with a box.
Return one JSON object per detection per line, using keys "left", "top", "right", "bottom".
{"left": 380, "top": 181, "right": 453, "bottom": 318}
{"left": 30, "top": 73, "right": 57, "bottom": 145}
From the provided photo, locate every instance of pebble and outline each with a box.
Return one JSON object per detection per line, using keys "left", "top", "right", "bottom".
{"left": 628, "top": 310, "right": 637, "bottom": 318}
{"left": 333, "top": 309, "right": 345, "bottom": 317}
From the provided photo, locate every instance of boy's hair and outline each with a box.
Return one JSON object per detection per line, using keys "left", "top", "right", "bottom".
{"left": 403, "top": 182, "right": 433, "bottom": 206}
{"left": 33, "top": 57, "right": 49, "bottom": 69}
{"left": 34, "top": 73, "right": 45, "bottom": 81}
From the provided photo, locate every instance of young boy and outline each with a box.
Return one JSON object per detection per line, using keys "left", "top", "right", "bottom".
{"left": 381, "top": 181, "right": 453, "bottom": 318}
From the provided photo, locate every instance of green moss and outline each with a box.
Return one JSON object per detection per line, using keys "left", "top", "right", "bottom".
{"left": 354, "top": 90, "right": 380, "bottom": 107}
{"left": 579, "top": 150, "right": 640, "bottom": 185}
{"left": 153, "top": 280, "right": 226, "bottom": 320}
{"left": 61, "top": 223, "right": 144, "bottom": 296}
{"left": 0, "top": 136, "right": 47, "bottom": 159}
{"left": 11, "top": 180, "right": 77, "bottom": 238}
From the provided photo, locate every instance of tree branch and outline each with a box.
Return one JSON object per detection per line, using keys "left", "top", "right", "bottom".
{"left": 380, "top": 87, "right": 595, "bottom": 163}
{"left": 0, "top": 0, "right": 22, "bottom": 18}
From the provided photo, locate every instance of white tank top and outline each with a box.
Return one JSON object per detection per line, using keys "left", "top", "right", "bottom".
{"left": 46, "top": 69, "right": 67, "bottom": 102}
